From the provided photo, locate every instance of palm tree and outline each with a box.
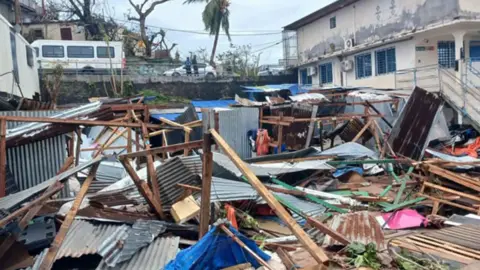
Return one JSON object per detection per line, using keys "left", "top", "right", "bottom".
{"left": 185, "top": 0, "right": 231, "bottom": 66}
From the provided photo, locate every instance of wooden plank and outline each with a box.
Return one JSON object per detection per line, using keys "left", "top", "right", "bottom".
{"left": 176, "top": 183, "right": 202, "bottom": 192}
{"left": 219, "top": 224, "right": 273, "bottom": 270}
{"left": 120, "top": 140, "right": 204, "bottom": 159}
{"left": 428, "top": 165, "right": 480, "bottom": 192}
{"left": 423, "top": 181, "right": 480, "bottom": 203}
{"left": 305, "top": 105, "right": 319, "bottom": 148}
{"left": 391, "top": 240, "right": 475, "bottom": 264}
{"left": 351, "top": 120, "right": 372, "bottom": 142}
{"left": 277, "top": 248, "right": 298, "bottom": 270}
{"left": 0, "top": 119, "right": 6, "bottom": 197}
{"left": 159, "top": 117, "right": 193, "bottom": 133}
{"left": 306, "top": 217, "right": 350, "bottom": 245}
{"left": 94, "top": 128, "right": 127, "bottom": 158}
{"left": 415, "top": 235, "right": 480, "bottom": 257}
{"left": 0, "top": 184, "right": 64, "bottom": 228}
{"left": 251, "top": 156, "right": 335, "bottom": 165}
{"left": 149, "top": 120, "right": 202, "bottom": 137}
{"left": 277, "top": 113, "right": 284, "bottom": 154}
{"left": 120, "top": 159, "right": 166, "bottom": 219}
{"left": 210, "top": 129, "right": 329, "bottom": 264}
{"left": 39, "top": 164, "right": 100, "bottom": 270}
{"left": 184, "top": 130, "right": 191, "bottom": 156}
{"left": 141, "top": 122, "right": 161, "bottom": 201}
{"left": 419, "top": 193, "right": 479, "bottom": 213}
{"left": 408, "top": 235, "right": 480, "bottom": 259}
{"left": 199, "top": 109, "right": 214, "bottom": 239}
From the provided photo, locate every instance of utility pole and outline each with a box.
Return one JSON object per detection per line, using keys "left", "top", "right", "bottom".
{"left": 14, "top": 0, "right": 21, "bottom": 26}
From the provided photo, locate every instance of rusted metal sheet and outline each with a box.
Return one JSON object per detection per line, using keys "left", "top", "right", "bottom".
{"left": 338, "top": 118, "right": 373, "bottom": 142}
{"left": 388, "top": 87, "right": 443, "bottom": 160}
{"left": 322, "top": 211, "right": 386, "bottom": 250}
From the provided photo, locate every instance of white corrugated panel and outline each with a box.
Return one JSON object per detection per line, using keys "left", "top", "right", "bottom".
{"left": 218, "top": 107, "right": 259, "bottom": 159}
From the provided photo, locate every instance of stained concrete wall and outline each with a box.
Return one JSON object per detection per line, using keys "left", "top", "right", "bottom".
{"left": 297, "top": 0, "right": 462, "bottom": 63}
{"left": 40, "top": 74, "right": 298, "bottom": 105}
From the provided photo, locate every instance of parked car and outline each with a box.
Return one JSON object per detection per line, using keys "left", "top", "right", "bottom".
{"left": 257, "top": 65, "right": 285, "bottom": 76}
{"left": 163, "top": 63, "right": 216, "bottom": 78}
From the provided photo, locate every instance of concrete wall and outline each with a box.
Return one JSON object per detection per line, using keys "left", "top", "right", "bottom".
{"left": 459, "top": 0, "right": 480, "bottom": 15}
{"left": 22, "top": 22, "right": 86, "bottom": 41}
{"left": 297, "top": 0, "right": 463, "bottom": 63}
{"left": 0, "top": 15, "right": 39, "bottom": 98}
{"left": 40, "top": 74, "right": 298, "bottom": 105}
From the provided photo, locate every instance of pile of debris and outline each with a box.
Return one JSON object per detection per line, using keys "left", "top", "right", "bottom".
{"left": 1, "top": 88, "right": 480, "bottom": 269}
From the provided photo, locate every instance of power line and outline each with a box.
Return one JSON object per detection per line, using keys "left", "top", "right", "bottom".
{"left": 116, "top": 19, "right": 282, "bottom": 37}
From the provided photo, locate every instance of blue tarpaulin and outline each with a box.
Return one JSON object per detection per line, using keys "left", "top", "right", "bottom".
{"left": 241, "top": 84, "right": 308, "bottom": 96}
{"left": 165, "top": 224, "right": 270, "bottom": 270}
{"left": 333, "top": 166, "right": 364, "bottom": 178}
{"left": 191, "top": 100, "right": 236, "bottom": 108}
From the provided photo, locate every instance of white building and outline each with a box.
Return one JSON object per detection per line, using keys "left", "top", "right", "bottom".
{"left": 0, "top": 14, "right": 40, "bottom": 99}
{"left": 284, "top": 0, "right": 480, "bottom": 89}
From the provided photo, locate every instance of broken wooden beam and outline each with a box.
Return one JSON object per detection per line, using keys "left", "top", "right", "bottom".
{"left": 276, "top": 248, "right": 298, "bottom": 270}
{"left": 210, "top": 129, "right": 329, "bottom": 264}
{"left": 218, "top": 224, "right": 273, "bottom": 270}
{"left": 38, "top": 163, "right": 100, "bottom": 270}
{"left": 159, "top": 117, "right": 193, "bottom": 133}
{"left": 306, "top": 217, "right": 350, "bottom": 245}
{"left": 0, "top": 184, "right": 64, "bottom": 228}
{"left": 199, "top": 110, "right": 214, "bottom": 239}
{"left": 120, "top": 159, "right": 166, "bottom": 219}
{"left": 120, "top": 140, "right": 203, "bottom": 159}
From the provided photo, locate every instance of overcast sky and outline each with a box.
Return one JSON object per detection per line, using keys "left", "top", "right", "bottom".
{"left": 108, "top": 0, "right": 335, "bottom": 64}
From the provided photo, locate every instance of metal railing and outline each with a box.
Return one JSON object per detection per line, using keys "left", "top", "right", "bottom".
{"left": 394, "top": 64, "right": 441, "bottom": 91}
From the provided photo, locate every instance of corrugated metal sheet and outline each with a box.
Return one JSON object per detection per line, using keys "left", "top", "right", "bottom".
{"left": 211, "top": 151, "right": 327, "bottom": 178}
{"left": 155, "top": 157, "right": 201, "bottom": 210}
{"left": 1, "top": 111, "right": 68, "bottom": 196}
{"left": 322, "top": 211, "right": 386, "bottom": 250}
{"left": 96, "top": 237, "right": 180, "bottom": 270}
{"left": 388, "top": 87, "right": 443, "bottom": 160}
{"left": 5, "top": 102, "right": 101, "bottom": 138}
{"left": 0, "top": 110, "right": 60, "bottom": 129}
{"left": 180, "top": 155, "right": 203, "bottom": 175}
{"left": 423, "top": 224, "right": 480, "bottom": 250}
{"left": 0, "top": 157, "right": 104, "bottom": 210}
{"left": 99, "top": 220, "right": 166, "bottom": 267}
{"left": 218, "top": 107, "right": 259, "bottom": 159}
{"left": 55, "top": 220, "right": 126, "bottom": 260}
{"left": 289, "top": 93, "right": 328, "bottom": 102}
{"left": 7, "top": 136, "right": 67, "bottom": 193}
{"left": 206, "top": 178, "right": 326, "bottom": 223}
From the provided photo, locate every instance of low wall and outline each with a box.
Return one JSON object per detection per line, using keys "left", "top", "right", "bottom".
{"left": 41, "top": 74, "right": 298, "bottom": 105}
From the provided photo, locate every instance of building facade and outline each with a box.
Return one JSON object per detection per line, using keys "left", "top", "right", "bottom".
{"left": 284, "top": 0, "right": 480, "bottom": 89}
{"left": 22, "top": 21, "right": 87, "bottom": 42}
{"left": 0, "top": 0, "right": 42, "bottom": 24}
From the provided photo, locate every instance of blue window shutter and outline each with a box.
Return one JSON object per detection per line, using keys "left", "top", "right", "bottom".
{"left": 386, "top": 48, "right": 396, "bottom": 72}
{"left": 327, "top": 63, "right": 333, "bottom": 83}
{"left": 364, "top": 54, "right": 372, "bottom": 77}
{"left": 438, "top": 41, "right": 455, "bottom": 68}
{"left": 376, "top": 50, "right": 386, "bottom": 75}
{"left": 319, "top": 63, "right": 333, "bottom": 84}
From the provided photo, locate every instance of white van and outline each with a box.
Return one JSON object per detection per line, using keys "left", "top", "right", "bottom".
{"left": 31, "top": 40, "right": 124, "bottom": 74}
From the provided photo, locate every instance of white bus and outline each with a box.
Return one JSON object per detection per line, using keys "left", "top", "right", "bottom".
{"left": 31, "top": 40, "right": 124, "bottom": 74}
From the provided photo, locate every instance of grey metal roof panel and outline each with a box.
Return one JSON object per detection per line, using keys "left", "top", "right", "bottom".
{"left": 243, "top": 147, "right": 319, "bottom": 163}
{"left": 212, "top": 151, "right": 331, "bottom": 177}
{"left": 265, "top": 192, "right": 327, "bottom": 223}
{"left": 6, "top": 102, "right": 102, "bottom": 138}
{"left": 56, "top": 219, "right": 126, "bottom": 260}
{"left": 179, "top": 155, "right": 203, "bottom": 175}
{"left": 0, "top": 156, "right": 104, "bottom": 210}
{"left": 313, "top": 142, "right": 378, "bottom": 159}
{"left": 96, "top": 237, "right": 180, "bottom": 270}
{"left": 99, "top": 220, "right": 167, "bottom": 267}
{"left": 155, "top": 157, "right": 201, "bottom": 210}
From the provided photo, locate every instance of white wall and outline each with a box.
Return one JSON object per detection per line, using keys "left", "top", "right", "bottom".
{"left": 23, "top": 23, "right": 86, "bottom": 41}
{"left": 459, "top": 0, "right": 480, "bottom": 14}
{"left": 296, "top": 0, "right": 461, "bottom": 65}
{"left": 342, "top": 39, "right": 416, "bottom": 88}
{"left": 0, "top": 16, "right": 40, "bottom": 99}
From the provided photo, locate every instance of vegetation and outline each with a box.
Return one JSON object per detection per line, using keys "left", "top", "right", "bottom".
{"left": 43, "top": 65, "right": 65, "bottom": 106}
{"left": 346, "top": 242, "right": 382, "bottom": 270}
{"left": 184, "top": 0, "right": 232, "bottom": 65}
{"left": 139, "top": 90, "right": 190, "bottom": 104}
{"left": 394, "top": 249, "right": 450, "bottom": 270}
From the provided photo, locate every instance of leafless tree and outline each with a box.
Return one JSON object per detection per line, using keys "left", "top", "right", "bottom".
{"left": 127, "top": 0, "right": 171, "bottom": 57}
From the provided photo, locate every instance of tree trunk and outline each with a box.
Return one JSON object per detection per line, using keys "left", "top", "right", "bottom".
{"left": 210, "top": 22, "right": 222, "bottom": 66}
{"left": 140, "top": 17, "right": 151, "bottom": 57}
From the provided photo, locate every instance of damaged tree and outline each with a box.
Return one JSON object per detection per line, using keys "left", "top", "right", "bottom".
{"left": 127, "top": 0, "right": 172, "bottom": 57}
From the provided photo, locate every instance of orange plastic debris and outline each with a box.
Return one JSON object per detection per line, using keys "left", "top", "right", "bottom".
{"left": 448, "top": 137, "right": 480, "bottom": 158}
{"left": 256, "top": 129, "right": 270, "bottom": 156}
{"left": 225, "top": 204, "right": 238, "bottom": 229}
